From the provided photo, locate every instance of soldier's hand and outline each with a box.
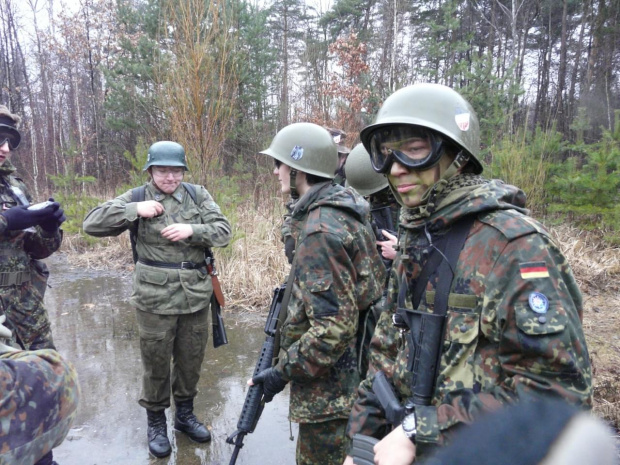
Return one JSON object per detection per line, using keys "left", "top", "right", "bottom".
{"left": 1, "top": 203, "right": 59, "bottom": 231}
{"left": 136, "top": 200, "right": 164, "bottom": 218}
{"left": 373, "top": 425, "right": 415, "bottom": 465}
{"left": 342, "top": 456, "right": 354, "bottom": 465}
{"left": 39, "top": 199, "right": 66, "bottom": 232}
{"left": 377, "top": 230, "right": 397, "bottom": 260}
{"left": 249, "top": 367, "right": 288, "bottom": 403}
{"left": 0, "top": 315, "right": 18, "bottom": 354}
{"left": 161, "top": 224, "right": 193, "bottom": 242}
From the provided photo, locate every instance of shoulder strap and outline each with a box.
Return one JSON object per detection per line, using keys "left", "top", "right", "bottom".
{"left": 129, "top": 185, "right": 147, "bottom": 264}
{"left": 432, "top": 216, "right": 475, "bottom": 316}
{"left": 182, "top": 182, "right": 199, "bottom": 205}
{"left": 401, "top": 216, "right": 475, "bottom": 315}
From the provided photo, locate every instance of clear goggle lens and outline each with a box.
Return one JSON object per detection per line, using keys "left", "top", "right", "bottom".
{"left": 367, "top": 126, "right": 444, "bottom": 173}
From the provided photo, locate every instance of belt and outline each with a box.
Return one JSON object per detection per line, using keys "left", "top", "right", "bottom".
{"left": 0, "top": 271, "right": 31, "bottom": 287}
{"left": 138, "top": 258, "right": 205, "bottom": 270}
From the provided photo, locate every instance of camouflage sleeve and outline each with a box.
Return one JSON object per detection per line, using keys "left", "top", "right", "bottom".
{"left": 418, "top": 231, "right": 592, "bottom": 446}
{"left": 22, "top": 228, "right": 62, "bottom": 259}
{"left": 82, "top": 190, "right": 135, "bottom": 238}
{"left": 276, "top": 231, "right": 359, "bottom": 382}
{"left": 346, "top": 264, "right": 401, "bottom": 446}
{"left": 0, "top": 349, "right": 80, "bottom": 462}
{"left": 187, "top": 187, "right": 232, "bottom": 248}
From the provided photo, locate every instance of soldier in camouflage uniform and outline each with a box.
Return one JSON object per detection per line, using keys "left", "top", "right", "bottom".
{"left": 0, "top": 316, "right": 80, "bottom": 465}
{"left": 83, "top": 141, "right": 232, "bottom": 458}
{"left": 343, "top": 84, "right": 592, "bottom": 465}
{"left": 281, "top": 127, "right": 351, "bottom": 264}
{"left": 345, "top": 143, "right": 400, "bottom": 272}
{"left": 0, "top": 105, "right": 65, "bottom": 352}
{"left": 250, "top": 123, "right": 386, "bottom": 465}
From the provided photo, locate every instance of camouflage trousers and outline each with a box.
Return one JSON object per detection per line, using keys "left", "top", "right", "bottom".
{"left": 296, "top": 418, "right": 349, "bottom": 465}
{"left": 136, "top": 306, "right": 209, "bottom": 411}
{"left": 0, "top": 349, "right": 80, "bottom": 465}
{"left": 0, "top": 282, "right": 55, "bottom": 350}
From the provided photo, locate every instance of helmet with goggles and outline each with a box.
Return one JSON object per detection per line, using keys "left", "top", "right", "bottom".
{"left": 345, "top": 143, "right": 389, "bottom": 196}
{"left": 260, "top": 123, "right": 338, "bottom": 178}
{"left": 360, "top": 83, "right": 482, "bottom": 174}
{"left": 0, "top": 105, "right": 22, "bottom": 150}
{"left": 143, "top": 141, "right": 188, "bottom": 171}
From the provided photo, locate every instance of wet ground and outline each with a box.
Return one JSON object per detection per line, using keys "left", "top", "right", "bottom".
{"left": 47, "top": 255, "right": 297, "bottom": 465}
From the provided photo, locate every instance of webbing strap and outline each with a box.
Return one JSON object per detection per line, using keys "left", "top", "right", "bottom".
{"left": 0, "top": 271, "right": 31, "bottom": 286}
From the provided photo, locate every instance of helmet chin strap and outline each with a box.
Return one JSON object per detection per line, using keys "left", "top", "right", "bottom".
{"left": 289, "top": 168, "right": 300, "bottom": 200}
{"left": 418, "top": 150, "right": 470, "bottom": 205}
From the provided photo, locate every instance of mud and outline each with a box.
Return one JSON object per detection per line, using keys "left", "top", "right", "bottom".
{"left": 47, "top": 255, "right": 297, "bottom": 465}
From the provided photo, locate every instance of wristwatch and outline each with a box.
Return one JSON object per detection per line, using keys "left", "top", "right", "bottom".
{"left": 401, "top": 411, "right": 417, "bottom": 444}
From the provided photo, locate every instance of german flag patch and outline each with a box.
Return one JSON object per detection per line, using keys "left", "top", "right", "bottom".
{"left": 520, "top": 261, "right": 549, "bottom": 279}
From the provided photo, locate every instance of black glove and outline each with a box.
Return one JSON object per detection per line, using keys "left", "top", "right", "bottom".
{"left": 284, "top": 235, "right": 295, "bottom": 264}
{"left": 1, "top": 203, "right": 59, "bottom": 231}
{"left": 39, "top": 200, "right": 65, "bottom": 232}
{"left": 252, "top": 367, "right": 288, "bottom": 403}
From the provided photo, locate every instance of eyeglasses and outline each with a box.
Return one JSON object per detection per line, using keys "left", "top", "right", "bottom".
{"left": 152, "top": 167, "right": 185, "bottom": 177}
{"left": 0, "top": 137, "right": 19, "bottom": 150}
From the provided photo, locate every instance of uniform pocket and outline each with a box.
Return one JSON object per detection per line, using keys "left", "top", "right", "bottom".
{"left": 180, "top": 207, "right": 201, "bottom": 223}
{"left": 302, "top": 271, "right": 338, "bottom": 317}
{"left": 515, "top": 301, "right": 567, "bottom": 336}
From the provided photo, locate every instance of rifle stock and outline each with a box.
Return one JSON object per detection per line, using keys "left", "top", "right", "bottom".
{"left": 226, "top": 284, "right": 286, "bottom": 465}
{"left": 351, "top": 371, "right": 406, "bottom": 465}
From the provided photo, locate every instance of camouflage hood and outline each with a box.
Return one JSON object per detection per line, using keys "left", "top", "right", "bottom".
{"left": 400, "top": 173, "right": 528, "bottom": 233}
{"left": 0, "top": 160, "right": 17, "bottom": 178}
{"left": 292, "top": 181, "right": 370, "bottom": 224}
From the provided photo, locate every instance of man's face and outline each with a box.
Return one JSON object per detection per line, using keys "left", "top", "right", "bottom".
{"left": 273, "top": 159, "right": 291, "bottom": 195}
{"left": 0, "top": 139, "right": 10, "bottom": 166}
{"left": 386, "top": 136, "right": 452, "bottom": 208}
{"left": 0, "top": 130, "right": 15, "bottom": 165}
{"left": 150, "top": 166, "right": 184, "bottom": 194}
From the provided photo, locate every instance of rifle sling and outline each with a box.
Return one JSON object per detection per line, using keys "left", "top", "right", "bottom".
{"left": 272, "top": 251, "right": 299, "bottom": 365}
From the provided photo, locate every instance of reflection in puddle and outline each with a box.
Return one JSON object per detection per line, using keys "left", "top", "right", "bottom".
{"left": 48, "top": 256, "right": 297, "bottom": 464}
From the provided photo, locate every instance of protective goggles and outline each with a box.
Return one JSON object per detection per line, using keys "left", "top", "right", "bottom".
{"left": 366, "top": 125, "right": 445, "bottom": 173}
{"left": 0, "top": 134, "right": 20, "bottom": 150}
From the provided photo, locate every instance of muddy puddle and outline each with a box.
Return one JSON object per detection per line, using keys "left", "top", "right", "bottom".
{"left": 47, "top": 255, "right": 297, "bottom": 465}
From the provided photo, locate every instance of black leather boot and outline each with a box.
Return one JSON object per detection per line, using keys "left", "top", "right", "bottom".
{"left": 147, "top": 410, "right": 171, "bottom": 458}
{"left": 174, "top": 399, "right": 211, "bottom": 443}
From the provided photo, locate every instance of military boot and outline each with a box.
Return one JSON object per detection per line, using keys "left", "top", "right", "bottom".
{"left": 174, "top": 399, "right": 211, "bottom": 443}
{"left": 147, "top": 410, "right": 172, "bottom": 458}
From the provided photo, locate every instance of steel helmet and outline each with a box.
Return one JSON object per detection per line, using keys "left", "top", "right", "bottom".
{"left": 360, "top": 83, "right": 482, "bottom": 174}
{"left": 0, "top": 105, "right": 22, "bottom": 150}
{"left": 143, "top": 141, "right": 188, "bottom": 171}
{"left": 345, "top": 143, "right": 389, "bottom": 196}
{"left": 260, "top": 123, "right": 338, "bottom": 178}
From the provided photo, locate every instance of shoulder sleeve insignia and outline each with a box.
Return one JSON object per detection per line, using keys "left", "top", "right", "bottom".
{"left": 519, "top": 261, "right": 549, "bottom": 279}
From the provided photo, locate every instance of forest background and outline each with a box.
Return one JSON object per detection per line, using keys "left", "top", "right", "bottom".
{"left": 1, "top": 0, "right": 620, "bottom": 435}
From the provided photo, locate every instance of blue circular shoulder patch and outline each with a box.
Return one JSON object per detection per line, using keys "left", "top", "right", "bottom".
{"left": 528, "top": 292, "right": 549, "bottom": 314}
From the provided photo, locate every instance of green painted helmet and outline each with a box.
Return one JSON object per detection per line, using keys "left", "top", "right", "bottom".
{"left": 143, "top": 141, "right": 188, "bottom": 171}
{"left": 260, "top": 123, "right": 338, "bottom": 178}
{"left": 345, "top": 143, "right": 389, "bottom": 196}
{"left": 360, "top": 83, "right": 482, "bottom": 174}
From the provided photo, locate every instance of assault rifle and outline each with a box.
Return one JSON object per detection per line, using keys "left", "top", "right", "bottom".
{"left": 351, "top": 371, "right": 407, "bottom": 465}
{"left": 226, "top": 284, "right": 286, "bottom": 465}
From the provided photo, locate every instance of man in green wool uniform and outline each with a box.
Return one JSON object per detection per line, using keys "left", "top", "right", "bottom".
{"left": 83, "top": 141, "right": 231, "bottom": 458}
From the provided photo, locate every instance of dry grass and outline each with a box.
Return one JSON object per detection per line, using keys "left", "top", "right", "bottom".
{"left": 66, "top": 210, "right": 620, "bottom": 429}
{"left": 549, "top": 224, "right": 620, "bottom": 430}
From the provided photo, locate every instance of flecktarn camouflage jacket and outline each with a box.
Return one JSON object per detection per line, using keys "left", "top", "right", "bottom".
{"left": 346, "top": 174, "right": 592, "bottom": 457}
